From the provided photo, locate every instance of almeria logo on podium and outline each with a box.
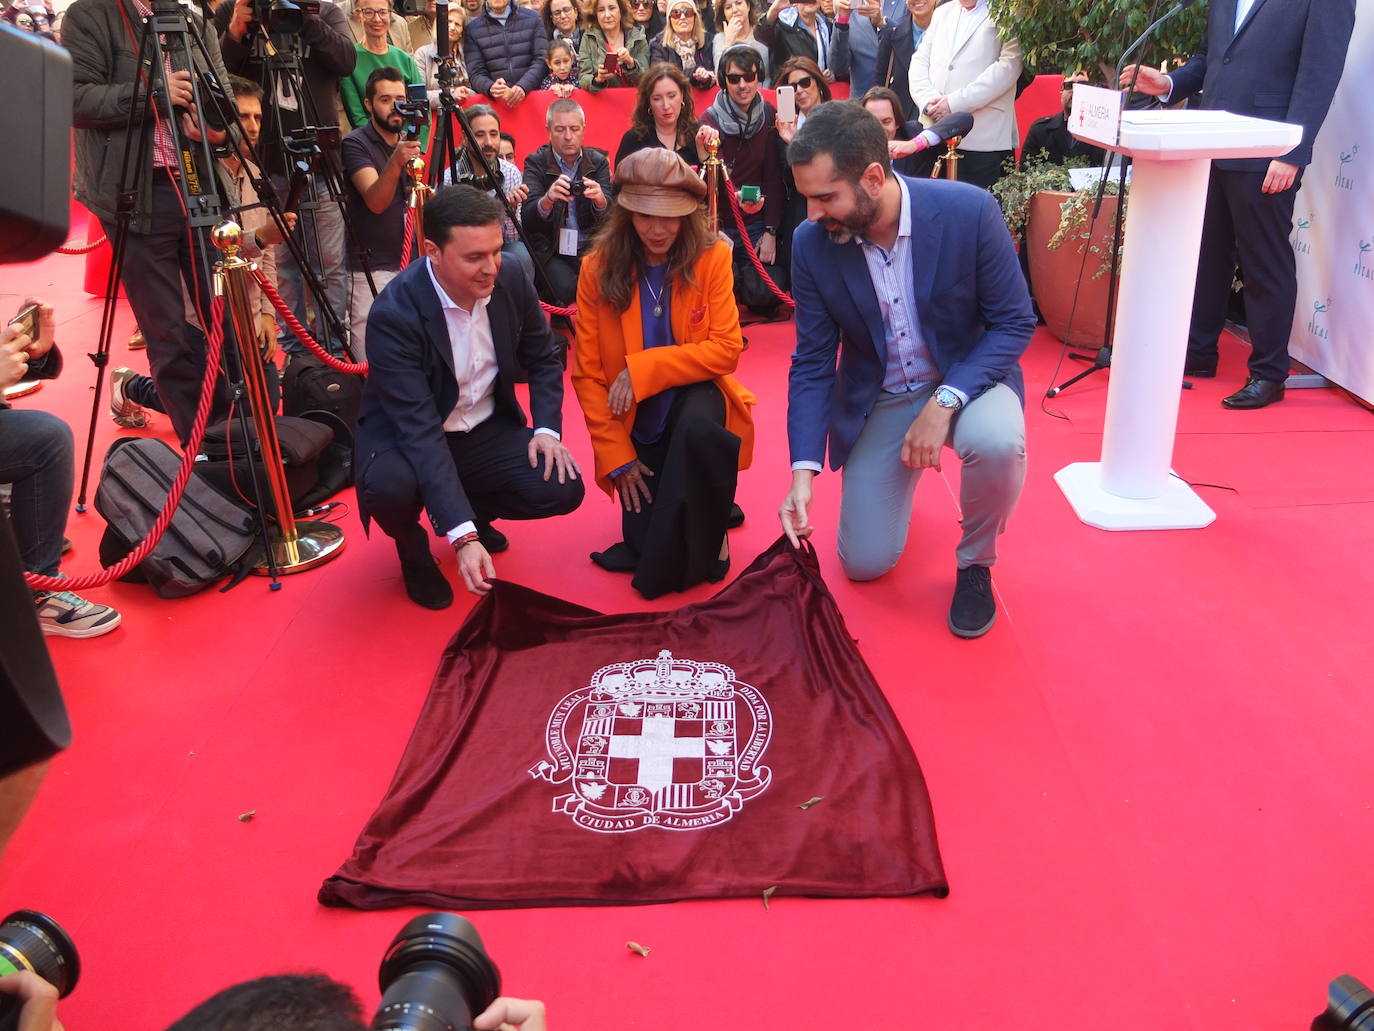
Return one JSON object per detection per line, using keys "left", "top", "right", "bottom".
{"left": 530, "top": 650, "right": 773, "bottom": 833}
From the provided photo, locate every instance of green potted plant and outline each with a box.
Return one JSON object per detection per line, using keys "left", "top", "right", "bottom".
{"left": 992, "top": 155, "right": 1125, "bottom": 348}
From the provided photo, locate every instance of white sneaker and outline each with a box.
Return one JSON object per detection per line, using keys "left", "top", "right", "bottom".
{"left": 34, "top": 588, "right": 122, "bottom": 638}
{"left": 109, "top": 366, "right": 153, "bottom": 429}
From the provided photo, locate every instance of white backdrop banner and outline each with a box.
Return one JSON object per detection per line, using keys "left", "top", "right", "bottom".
{"left": 1289, "top": 0, "right": 1374, "bottom": 402}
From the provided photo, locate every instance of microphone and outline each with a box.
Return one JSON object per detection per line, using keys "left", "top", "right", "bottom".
{"left": 1115, "top": 0, "right": 1197, "bottom": 86}
{"left": 911, "top": 112, "right": 975, "bottom": 152}
{"left": 435, "top": 0, "right": 449, "bottom": 61}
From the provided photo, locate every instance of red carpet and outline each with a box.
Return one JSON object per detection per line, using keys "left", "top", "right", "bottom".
{"left": 3, "top": 242, "right": 1374, "bottom": 1030}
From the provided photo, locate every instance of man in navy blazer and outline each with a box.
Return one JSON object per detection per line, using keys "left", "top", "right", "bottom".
{"left": 780, "top": 101, "right": 1034, "bottom": 638}
{"left": 1121, "top": 0, "right": 1354, "bottom": 410}
{"left": 355, "top": 186, "right": 584, "bottom": 609}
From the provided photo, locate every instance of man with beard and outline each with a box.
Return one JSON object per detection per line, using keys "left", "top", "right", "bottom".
{"left": 342, "top": 66, "right": 423, "bottom": 356}
{"left": 779, "top": 101, "right": 1034, "bottom": 638}
{"left": 699, "top": 44, "right": 788, "bottom": 315}
{"left": 450, "top": 104, "right": 535, "bottom": 284}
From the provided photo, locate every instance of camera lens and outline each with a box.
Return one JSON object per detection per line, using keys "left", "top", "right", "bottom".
{"left": 370, "top": 913, "right": 500, "bottom": 1031}
{"left": 1314, "top": 976, "right": 1374, "bottom": 1031}
{"left": 0, "top": 911, "right": 81, "bottom": 1031}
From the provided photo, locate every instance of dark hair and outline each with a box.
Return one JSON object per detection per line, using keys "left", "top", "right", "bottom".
{"left": 584, "top": 0, "right": 632, "bottom": 32}
{"left": 163, "top": 974, "right": 366, "bottom": 1031}
{"left": 711, "top": 0, "right": 755, "bottom": 32}
{"left": 364, "top": 65, "right": 405, "bottom": 102}
{"left": 716, "top": 42, "right": 762, "bottom": 84}
{"left": 226, "top": 74, "right": 263, "bottom": 101}
{"left": 860, "top": 85, "right": 904, "bottom": 121}
{"left": 423, "top": 184, "right": 505, "bottom": 245}
{"left": 465, "top": 102, "right": 501, "bottom": 129}
{"left": 543, "top": 0, "right": 580, "bottom": 38}
{"left": 500, "top": 130, "right": 517, "bottom": 148}
{"left": 588, "top": 204, "right": 714, "bottom": 312}
{"left": 630, "top": 63, "right": 697, "bottom": 145}
{"left": 776, "top": 55, "right": 831, "bottom": 104}
{"left": 787, "top": 99, "right": 891, "bottom": 181}
{"left": 546, "top": 37, "right": 576, "bottom": 65}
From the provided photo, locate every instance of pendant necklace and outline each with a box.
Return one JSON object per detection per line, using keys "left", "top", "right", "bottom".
{"left": 643, "top": 272, "right": 666, "bottom": 318}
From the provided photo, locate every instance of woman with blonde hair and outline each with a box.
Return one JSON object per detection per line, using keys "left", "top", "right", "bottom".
{"left": 573, "top": 148, "right": 754, "bottom": 597}
{"left": 649, "top": 0, "right": 716, "bottom": 88}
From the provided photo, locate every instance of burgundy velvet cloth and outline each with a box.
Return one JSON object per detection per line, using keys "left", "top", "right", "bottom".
{"left": 320, "top": 538, "right": 948, "bottom": 909}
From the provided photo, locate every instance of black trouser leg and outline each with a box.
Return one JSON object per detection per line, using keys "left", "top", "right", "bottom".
{"left": 537, "top": 255, "right": 581, "bottom": 309}
{"left": 355, "top": 447, "right": 431, "bottom": 563}
{"left": 1224, "top": 168, "right": 1300, "bottom": 381}
{"left": 1187, "top": 170, "right": 1238, "bottom": 371}
{"left": 446, "top": 415, "right": 584, "bottom": 525}
{"left": 954, "top": 149, "right": 1013, "bottom": 191}
{"left": 621, "top": 382, "right": 739, "bottom": 599}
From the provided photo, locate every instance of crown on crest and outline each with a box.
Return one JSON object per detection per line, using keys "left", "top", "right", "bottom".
{"left": 589, "top": 650, "right": 735, "bottom": 699}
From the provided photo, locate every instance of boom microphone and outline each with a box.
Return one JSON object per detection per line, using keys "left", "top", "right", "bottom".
{"left": 912, "top": 112, "right": 975, "bottom": 152}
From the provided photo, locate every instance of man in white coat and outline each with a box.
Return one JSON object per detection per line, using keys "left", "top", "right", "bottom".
{"left": 908, "top": 0, "right": 1021, "bottom": 189}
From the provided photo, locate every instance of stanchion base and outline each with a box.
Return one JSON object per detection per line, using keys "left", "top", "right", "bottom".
{"left": 1055, "top": 462, "right": 1216, "bottom": 531}
{"left": 250, "top": 519, "right": 346, "bottom": 575}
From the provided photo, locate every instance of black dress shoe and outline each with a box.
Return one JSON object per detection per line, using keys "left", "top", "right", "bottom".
{"left": 706, "top": 555, "right": 730, "bottom": 584}
{"left": 400, "top": 557, "right": 454, "bottom": 609}
{"left": 1183, "top": 363, "right": 1216, "bottom": 379}
{"left": 726, "top": 503, "right": 745, "bottom": 529}
{"left": 590, "top": 541, "right": 638, "bottom": 572}
{"left": 948, "top": 565, "right": 996, "bottom": 639}
{"left": 476, "top": 521, "right": 509, "bottom": 554}
{"left": 1222, "top": 376, "right": 1285, "bottom": 410}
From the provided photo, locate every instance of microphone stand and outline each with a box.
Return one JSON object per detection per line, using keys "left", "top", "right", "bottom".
{"left": 1049, "top": 0, "right": 1186, "bottom": 399}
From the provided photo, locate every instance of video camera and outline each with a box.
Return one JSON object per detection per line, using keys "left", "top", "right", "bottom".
{"left": 250, "top": 0, "right": 321, "bottom": 35}
{"left": 394, "top": 83, "right": 430, "bottom": 143}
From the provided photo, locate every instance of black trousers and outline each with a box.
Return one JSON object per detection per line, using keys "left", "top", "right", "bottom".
{"left": 535, "top": 254, "right": 582, "bottom": 309}
{"left": 359, "top": 414, "right": 585, "bottom": 563}
{"left": 1187, "top": 167, "right": 1301, "bottom": 382}
{"left": 102, "top": 177, "right": 233, "bottom": 445}
{"left": 616, "top": 381, "right": 740, "bottom": 599}
{"left": 954, "top": 149, "right": 1013, "bottom": 191}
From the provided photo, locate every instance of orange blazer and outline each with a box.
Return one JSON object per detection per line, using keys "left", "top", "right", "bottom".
{"left": 573, "top": 238, "right": 756, "bottom": 496}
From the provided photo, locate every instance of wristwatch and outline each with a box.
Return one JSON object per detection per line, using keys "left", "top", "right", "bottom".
{"left": 933, "top": 385, "right": 964, "bottom": 410}
{"left": 763, "top": 225, "right": 777, "bottom": 236}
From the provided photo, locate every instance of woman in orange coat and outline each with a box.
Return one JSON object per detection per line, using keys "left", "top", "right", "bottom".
{"left": 573, "top": 147, "right": 755, "bottom": 599}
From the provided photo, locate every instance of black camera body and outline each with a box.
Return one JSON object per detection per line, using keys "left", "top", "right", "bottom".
{"left": 394, "top": 83, "right": 430, "bottom": 142}
{"left": 567, "top": 176, "right": 586, "bottom": 197}
{"left": 251, "top": 0, "right": 321, "bottom": 35}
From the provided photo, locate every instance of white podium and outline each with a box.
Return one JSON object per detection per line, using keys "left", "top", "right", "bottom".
{"left": 1054, "top": 104, "right": 1302, "bottom": 530}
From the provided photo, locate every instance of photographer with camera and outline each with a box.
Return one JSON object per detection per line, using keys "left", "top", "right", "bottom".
{"left": 449, "top": 104, "right": 535, "bottom": 284}
{"left": 520, "top": 97, "right": 610, "bottom": 309}
{"left": 342, "top": 66, "right": 422, "bottom": 356}
{"left": 217, "top": 0, "right": 358, "bottom": 359}
{"left": 65, "top": 0, "right": 236, "bottom": 447}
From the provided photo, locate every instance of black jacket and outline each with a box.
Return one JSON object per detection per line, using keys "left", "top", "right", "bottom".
{"left": 354, "top": 258, "right": 565, "bottom": 535}
{"left": 519, "top": 144, "right": 612, "bottom": 265}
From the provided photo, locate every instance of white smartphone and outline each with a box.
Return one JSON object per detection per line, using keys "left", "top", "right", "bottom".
{"left": 776, "top": 84, "right": 796, "bottom": 123}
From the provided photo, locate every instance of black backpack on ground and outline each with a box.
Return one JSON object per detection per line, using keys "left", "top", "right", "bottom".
{"left": 95, "top": 438, "right": 258, "bottom": 598}
{"left": 281, "top": 353, "right": 363, "bottom": 434}
{"left": 196, "top": 415, "right": 335, "bottom": 511}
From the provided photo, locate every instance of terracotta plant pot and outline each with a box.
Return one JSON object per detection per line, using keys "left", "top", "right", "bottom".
{"left": 1025, "top": 189, "right": 1120, "bottom": 349}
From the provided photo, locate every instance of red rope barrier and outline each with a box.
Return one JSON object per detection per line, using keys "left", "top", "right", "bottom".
{"left": 400, "top": 208, "right": 415, "bottom": 271}
{"left": 252, "top": 269, "right": 369, "bottom": 375}
{"left": 540, "top": 300, "right": 577, "bottom": 318}
{"left": 722, "top": 174, "right": 795, "bottom": 309}
{"left": 55, "top": 236, "right": 109, "bottom": 255}
{"left": 24, "top": 297, "right": 230, "bottom": 593}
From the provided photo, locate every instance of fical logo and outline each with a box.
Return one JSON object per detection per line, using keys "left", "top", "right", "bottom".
{"left": 1356, "top": 240, "right": 1373, "bottom": 281}
{"left": 1335, "top": 144, "right": 1359, "bottom": 191}
{"left": 1306, "top": 297, "right": 1331, "bottom": 339}
{"left": 1293, "top": 215, "right": 1312, "bottom": 255}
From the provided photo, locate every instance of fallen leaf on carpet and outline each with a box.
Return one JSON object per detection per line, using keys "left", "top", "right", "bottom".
{"left": 626, "top": 941, "right": 652, "bottom": 957}
{"left": 797, "top": 796, "right": 823, "bottom": 810}
{"left": 762, "top": 885, "right": 777, "bottom": 910}
{"left": 238, "top": 810, "right": 256, "bottom": 822}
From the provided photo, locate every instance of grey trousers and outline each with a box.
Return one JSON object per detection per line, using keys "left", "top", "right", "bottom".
{"left": 837, "top": 382, "right": 1025, "bottom": 581}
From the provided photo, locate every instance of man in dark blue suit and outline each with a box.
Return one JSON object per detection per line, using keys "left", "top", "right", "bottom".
{"left": 355, "top": 186, "right": 584, "bottom": 609}
{"left": 1121, "top": 0, "right": 1354, "bottom": 410}
{"left": 779, "top": 102, "right": 1035, "bottom": 638}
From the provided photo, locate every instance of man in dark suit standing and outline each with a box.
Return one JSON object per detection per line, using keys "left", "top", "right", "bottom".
{"left": 355, "top": 186, "right": 584, "bottom": 609}
{"left": 1121, "top": 0, "right": 1355, "bottom": 410}
{"left": 779, "top": 101, "right": 1035, "bottom": 638}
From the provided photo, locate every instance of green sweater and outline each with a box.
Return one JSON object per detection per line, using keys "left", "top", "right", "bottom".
{"left": 341, "top": 45, "right": 429, "bottom": 149}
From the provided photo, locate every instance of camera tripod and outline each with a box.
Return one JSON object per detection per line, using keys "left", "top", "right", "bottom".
{"left": 73, "top": 0, "right": 295, "bottom": 581}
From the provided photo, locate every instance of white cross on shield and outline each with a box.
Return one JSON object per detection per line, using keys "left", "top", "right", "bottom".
{"left": 608, "top": 714, "right": 706, "bottom": 798}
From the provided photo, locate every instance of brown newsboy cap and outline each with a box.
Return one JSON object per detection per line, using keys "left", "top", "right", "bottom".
{"left": 614, "top": 148, "right": 707, "bottom": 217}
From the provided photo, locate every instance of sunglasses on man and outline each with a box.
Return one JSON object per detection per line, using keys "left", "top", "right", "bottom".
{"left": 724, "top": 70, "right": 758, "bottom": 84}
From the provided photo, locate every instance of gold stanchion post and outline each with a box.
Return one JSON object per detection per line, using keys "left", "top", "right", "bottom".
{"left": 211, "top": 220, "right": 346, "bottom": 574}
{"left": 933, "top": 135, "right": 964, "bottom": 181}
{"left": 406, "top": 157, "right": 432, "bottom": 253}
{"left": 703, "top": 137, "right": 723, "bottom": 235}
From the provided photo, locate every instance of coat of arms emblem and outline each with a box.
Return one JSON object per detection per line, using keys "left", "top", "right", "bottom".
{"left": 529, "top": 650, "right": 773, "bottom": 833}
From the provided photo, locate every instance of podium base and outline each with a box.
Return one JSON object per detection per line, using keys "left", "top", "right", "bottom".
{"left": 1055, "top": 462, "right": 1215, "bottom": 531}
